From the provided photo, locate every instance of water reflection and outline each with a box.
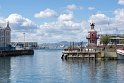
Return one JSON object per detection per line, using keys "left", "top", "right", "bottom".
{"left": 0, "top": 57, "right": 11, "bottom": 83}
{"left": 10, "top": 55, "right": 34, "bottom": 83}
{"left": 1, "top": 50, "right": 124, "bottom": 83}
{"left": 62, "top": 59, "right": 121, "bottom": 83}
{"left": 117, "top": 60, "right": 124, "bottom": 83}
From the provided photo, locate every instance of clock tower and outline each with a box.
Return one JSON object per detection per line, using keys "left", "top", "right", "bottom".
{"left": 86, "top": 23, "right": 98, "bottom": 46}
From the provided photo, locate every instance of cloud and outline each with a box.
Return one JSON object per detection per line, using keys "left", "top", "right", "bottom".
{"left": 88, "top": 7, "right": 95, "bottom": 10}
{"left": 89, "top": 13, "right": 115, "bottom": 34}
{"left": 66, "top": 4, "right": 83, "bottom": 11}
{"left": 0, "top": 18, "right": 7, "bottom": 27}
{"left": 89, "top": 13, "right": 111, "bottom": 25}
{"left": 6, "top": 13, "right": 38, "bottom": 31}
{"left": 58, "top": 13, "right": 73, "bottom": 21}
{"left": 39, "top": 20, "right": 84, "bottom": 42}
{"left": 38, "top": 11, "right": 88, "bottom": 42}
{"left": 1, "top": 8, "right": 124, "bottom": 43}
{"left": 0, "top": 13, "right": 85, "bottom": 43}
{"left": 118, "top": 0, "right": 124, "bottom": 5}
{"left": 67, "top": 4, "right": 77, "bottom": 10}
{"left": 113, "top": 9, "right": 124, "bottom": 31}
{"left": 4, "top": 13, "right": 39, "bottom": 42}
{"left": 34, "top": 8, "right": 57, "bottom": 18}
{"left": 89, "top": 8, "right": 124, "bottom": 34}
{"left": 114, "top": 9, "right": 124, "bottom": 21}
{"left": 5, "top": 13, "right": 85, "bottom": 43}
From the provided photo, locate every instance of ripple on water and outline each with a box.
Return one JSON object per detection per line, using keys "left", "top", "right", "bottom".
{"left": 0, "top": 50, "right": 124, "bottom": 83}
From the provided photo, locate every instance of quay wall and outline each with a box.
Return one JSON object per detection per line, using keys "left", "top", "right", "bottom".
{"left": 62, "top": 49, "right": 117, "bottom": 60}
{"left": 104, "top": 51, "right": 116, "bottom": 58}
{"left": 0, "top": 49, "right": 34, "bottom": 56}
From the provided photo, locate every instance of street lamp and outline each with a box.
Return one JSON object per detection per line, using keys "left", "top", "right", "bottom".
{"left": 23, "top": 32, "right": 25, "bottom": 49}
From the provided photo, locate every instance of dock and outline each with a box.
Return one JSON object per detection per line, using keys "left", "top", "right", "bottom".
{"left": 62, "top": 49, "right": 101, "bottom": 59}
{"left": 0, "top": 49, "right": 34, "bottom": 57}
{"left": 61, "top": 48, "right": 117, "bottom": 60}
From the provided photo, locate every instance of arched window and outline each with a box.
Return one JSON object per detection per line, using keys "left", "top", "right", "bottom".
{"left": 92, "top": 34, "right": 94, "bottom": 37}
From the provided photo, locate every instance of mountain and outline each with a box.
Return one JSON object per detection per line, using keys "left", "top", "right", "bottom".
{"left": 38, "top": 41, "right": 87, "bottom": 49}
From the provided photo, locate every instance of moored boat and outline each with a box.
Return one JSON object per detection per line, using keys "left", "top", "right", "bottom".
{"left": 116, "top": 48, "right": 124, "bottom": 59}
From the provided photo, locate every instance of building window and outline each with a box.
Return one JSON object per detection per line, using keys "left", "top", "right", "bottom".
{"left": 92, "top": 40, "right": 94, "bottom": 43}
{"left": 92, "top": 34, "right": 94, "bottom": 37}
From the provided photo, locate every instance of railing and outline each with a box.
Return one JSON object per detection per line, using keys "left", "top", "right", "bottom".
{"left": 63, "top": 48, "right": 101, "bottom": 53}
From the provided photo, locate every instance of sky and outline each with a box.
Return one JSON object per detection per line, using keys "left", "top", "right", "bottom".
{"left": 0, "top": 0, "right": 124, "bottom": 43}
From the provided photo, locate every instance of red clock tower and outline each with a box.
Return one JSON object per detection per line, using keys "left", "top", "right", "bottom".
{"left": 86, "top": 23, "right": 98, "bottom": 46}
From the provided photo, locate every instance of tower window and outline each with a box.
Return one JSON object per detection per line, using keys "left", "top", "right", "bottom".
{"left": 92, "top": 40, "right": 94, "bottom": 43}
{"left": 92, "top": 34, "right": 94, "bottom": 37}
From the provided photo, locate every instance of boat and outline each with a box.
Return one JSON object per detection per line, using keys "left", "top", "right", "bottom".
{"left": 116, "top": 48, "right": 124, "bottom": 59}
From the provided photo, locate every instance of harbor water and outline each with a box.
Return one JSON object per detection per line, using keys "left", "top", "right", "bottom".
{"left": 0, "top": 49, "right": 124, "bottom": 83}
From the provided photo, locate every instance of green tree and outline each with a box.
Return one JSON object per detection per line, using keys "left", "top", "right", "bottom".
{"left": 119, "top": 40, "right": 124, "bottom": 44}
{"left": 100, "top": 35, "right": 111, "bottom": 45}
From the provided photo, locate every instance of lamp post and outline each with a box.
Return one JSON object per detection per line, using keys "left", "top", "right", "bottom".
{"left": 23, "top": 32, "right": 25, "bottom": 49}
{"left": 4, "top": 30, "right": 5, "bottom": 50}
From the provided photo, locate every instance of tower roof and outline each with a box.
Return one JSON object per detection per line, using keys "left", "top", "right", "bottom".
{"left": 5, "top": 21, "right": 11, "bottom": 30}
{"left": 90, "top": 23, "right": 95, "bottom": 27}
{"left": 88, "top": 23, "right": 96, "bottom": 32}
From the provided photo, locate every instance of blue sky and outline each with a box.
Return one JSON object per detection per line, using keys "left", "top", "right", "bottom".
{"left": 0, "top": 0, "right": 121, "bottom": 22}
{"left": 0, "top": 0, "right": 124, "bottom": 43}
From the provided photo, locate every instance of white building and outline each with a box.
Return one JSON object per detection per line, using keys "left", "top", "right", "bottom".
{"left": 98, "top": 34, "right": 124, "bottom": 45}
{"left": 0, "top": 22, "right": 11, "bottom": 50}
{"left": 11, "top": 42, "right": 38, "bottom": 49}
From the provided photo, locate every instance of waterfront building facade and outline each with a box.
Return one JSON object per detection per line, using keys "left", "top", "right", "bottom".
{"left": 98, "top": 34, "right": 124, "bottom": 45}
{"left": 86, "top": 23, "right": 98, "bottom": 46}
{"left": 0, "top": 22, "right": 11, "bottom": 50}
{"left": 11, "top": 42, "right": 38, "bottom": 49}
